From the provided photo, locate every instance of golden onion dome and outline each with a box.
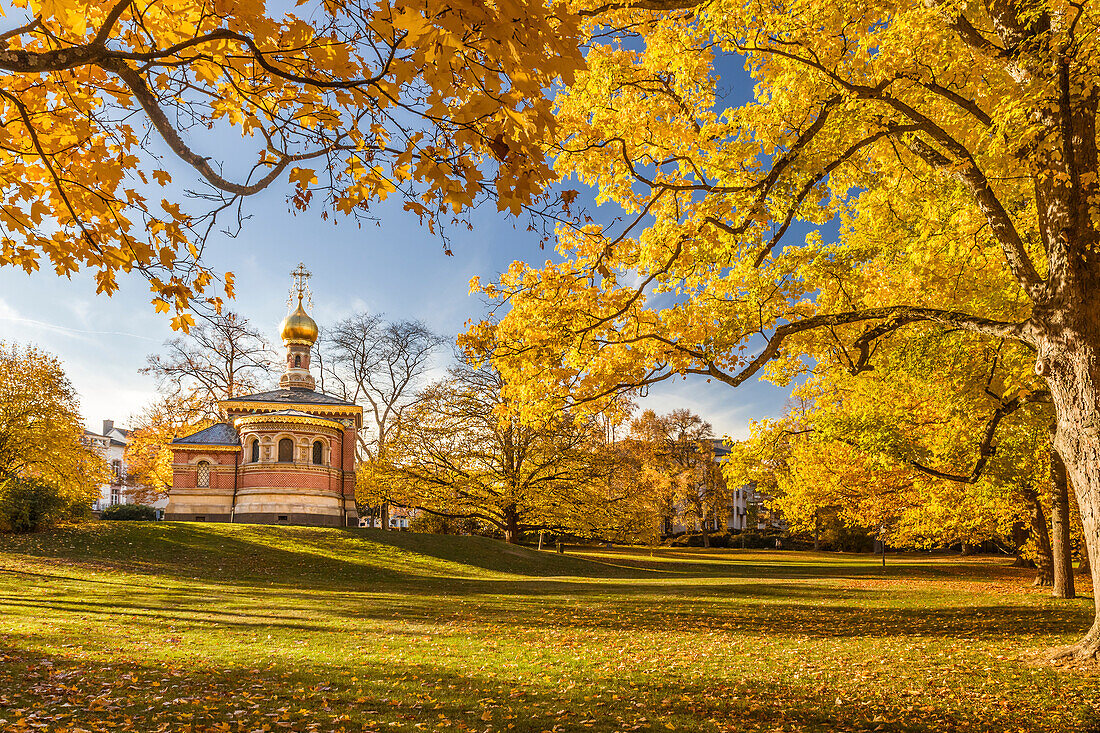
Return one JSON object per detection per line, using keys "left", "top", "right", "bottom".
{"left": 280, "top": 298, "right": 318, "bottom": 344}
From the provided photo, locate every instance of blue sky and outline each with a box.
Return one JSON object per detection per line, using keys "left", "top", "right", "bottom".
{"left": 0, "top": 182, "right": 793, "bottom": 438}
{"left": 0, "top": 34, "right": 794, "bottom": 439}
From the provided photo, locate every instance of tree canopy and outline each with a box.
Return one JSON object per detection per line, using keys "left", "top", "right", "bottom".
{"left": 0, "top": 0, "right": 583, "bottom": 326}
{"left": 142, "top": 310, "right": 273, "bottom": 416}
{"left": 468, "top": 0, "right": 1100, "bottom": 658}
{"left": 0, "top": 342, "right": 106, "bottom": 529}
{"left": 368, "top": 363, "right": 630, "bottom": 542}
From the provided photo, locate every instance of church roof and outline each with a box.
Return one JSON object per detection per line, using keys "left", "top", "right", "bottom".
{"left": 227, "top": 388, "right": 357, "bottom": 407}
{"left": 172, "top": 423, "right": 240, "bottom": 446}
{"left": 257, "top": 409, "right": 324, "bottom": 419}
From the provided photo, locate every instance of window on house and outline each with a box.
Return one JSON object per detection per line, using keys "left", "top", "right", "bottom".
{"left": 278, "top": 438, "right": 294, "bottom": 463}
{"left": 277, "top": 515, "right": 288, "bottom": 522}
{"left": 196, "top": 461, "right": 210, "bottom": 488}
{"left": 250, "top": 439, "right": 259, "bottom": 463}
{"left": 111, "top": 459, "right": 123, "bottom": 482}
{"left": 312, "top": 440, "right": 324, "bottom": 465}
{"left": 110, "top": 487, "right": 120, "bottom": 506}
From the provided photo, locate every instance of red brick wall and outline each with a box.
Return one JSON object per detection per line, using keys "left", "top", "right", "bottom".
{"left": 238, "top": 465, "right": 338, "bottom": 491}
{"left": 173, "top": 407, "right": 361, "bottom": 501}
{"left": 342, "top": 427, "right": 357, "bottom": 496}
{"left": 171, "top": 449, "right": 238, "bottom": 489}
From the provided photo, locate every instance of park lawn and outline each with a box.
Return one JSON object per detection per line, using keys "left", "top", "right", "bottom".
{"left": 0, "top": 523, "right": 1095, "bottom": 732}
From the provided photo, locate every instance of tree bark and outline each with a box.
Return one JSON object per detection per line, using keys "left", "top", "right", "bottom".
{"left": 503, "top": 504, "right": 519, "bottom": 544}
{"left": 380, "top": 502, "right": 390, "bottom": 531}
{"left": 1031, "top": 68, "right": 1100, "bottom": 658}
{"left": 1023, "top": 487, "right": 1054, "bottom": 587}
{"left": 1042, "top": 311, "right": 1100, "bottom": 659}
{"left": 1074, "top": 491, "right": 1092, "bottom": 576}
{"left": 1010, "top": 519, "right": 1034, "bottom": 567}
{"left": 813, "top": 511, "right": 821, "bottom": 552}
{"left": 1049, "top": 436, "right": 1076, "bottom": 599}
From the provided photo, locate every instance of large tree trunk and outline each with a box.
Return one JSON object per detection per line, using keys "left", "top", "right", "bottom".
{"left": 380, "top": 502, "right": 390, "bottom": 531}
{"left": 1081, "top": 534, "right": 1093, "bottom": 577}
{"left": 1049, "top": 438, "right": 1076, "bottom": 599}
{"left": 1040, "top": 313, "right": 1100, "bottom": 659}
{"left": 1010, "top": 519, "right": 1034, "bottom": 567}
{"left": 503, "top": 504, "right": 519, "bottom": 544}
{"left": 1074, "top": 492, "right": 1092, "bottom": 576}
{"left": 1029, "top": 52, "right": 1100, "bottom": 660}
{"left": 1023, "top": 487, "right": 1054, "bottom": 587}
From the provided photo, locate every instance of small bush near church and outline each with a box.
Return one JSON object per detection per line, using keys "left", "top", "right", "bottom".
{"left": 102, "top": 504, "right": 158, "bottom": 521}
{"left": 0, "top": 477, "right": 70, "bottom": 533}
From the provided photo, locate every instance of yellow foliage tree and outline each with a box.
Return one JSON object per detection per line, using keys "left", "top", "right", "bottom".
{"left": 0, "top": 0, "right": 584, "bottom": 324}
{"left": 0, "top": 342, "right": 107, "bottom": 529}
{"left": 124, "top": 395, "right": 209, "bottom": 505}
{"left": 627, "top": 408, "right": 729, "bottom": 545}
{"left": 469, "top": 1, "right": 1100, "bottom": 658}
{"left": 371, "top": 364, "right": 632, "bottom": 543}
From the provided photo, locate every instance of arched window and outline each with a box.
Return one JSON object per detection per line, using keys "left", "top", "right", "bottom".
{"left": 294, "top": 354, "right": 301, "bottom": 368}
{"left": 312, "top": 440, "right": 324, "bottom": 465}
{"left": 196, "top": 461, "right": 210, "bottom": 488}
{"left": 278, "top": 438, "right": 294, "bottom": 463}
{"left": 250, "top": 439, "right": 259, "bottom": 463}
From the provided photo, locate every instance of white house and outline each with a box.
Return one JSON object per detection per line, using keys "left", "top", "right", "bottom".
{"left": 359, "top": 506, "right": 419, "bottom": 529}
{"left": 725, "top": 481, "right": 772, "bottom": 532}
{"left": 661, "top": 439, "right": 786, "bottom": 536}
{"left": 83, "top": 420, "right": 165, "bottom": 513}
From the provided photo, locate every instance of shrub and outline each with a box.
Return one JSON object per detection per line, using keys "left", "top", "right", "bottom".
{"left": 102, "top": 504, "right": 158, "bottom": 521}
{"left": 664, "top": 531, "right": 735, "bottom": 548}
{"left": 408, "top": 512, "right": 502, "bottom": 538}
{"left": 0, "top": 476, "right": 69, "bottom": 533}
{"left": 408, "top": 512, "right": 451, "bottom": 534}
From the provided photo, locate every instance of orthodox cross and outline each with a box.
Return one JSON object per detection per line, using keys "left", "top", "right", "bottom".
{"left": 291, "top": 263, "right": 312, "bottom": 297}
{"left": 288, "top": 262, "right": 313, "bottom": 309}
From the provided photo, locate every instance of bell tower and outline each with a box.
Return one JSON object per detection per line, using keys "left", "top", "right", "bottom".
{"left": 279, "top": 263, "right": 319, "bottom": 390}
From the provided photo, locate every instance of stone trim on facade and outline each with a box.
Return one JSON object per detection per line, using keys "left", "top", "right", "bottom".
{"left": 172, "top": 444, "right": 242, "bottom": 452}
{"left": 234, "top": 413, "right": 344, "bottom": 431}
{"left": 222, "top": 400, "right": 362, "bottom": 426}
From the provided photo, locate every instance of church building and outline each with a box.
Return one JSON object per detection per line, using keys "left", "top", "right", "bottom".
{"left": 165, "top": 265, "right": 362, "bottom": 527}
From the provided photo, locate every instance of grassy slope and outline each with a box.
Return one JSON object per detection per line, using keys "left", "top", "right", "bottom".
{"left": 0, "top": 522, "right": 1095, "bottom": 733}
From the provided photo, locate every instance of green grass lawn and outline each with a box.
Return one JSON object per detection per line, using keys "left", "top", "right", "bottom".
{"left": 0, "top": 523, "right": 1096, "bottom": 732}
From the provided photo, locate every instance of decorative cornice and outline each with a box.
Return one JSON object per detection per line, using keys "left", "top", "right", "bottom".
{"left": 240, "top": 463, "right": 341, "bottom": 473}
{"left": 234, "top": 414, "right": 344, "bottom": 431}
{"left": 235, "top": 487, "right": 344, "bottom": 498}
{"left": 171, "top": 444, "right": 241, "bottom": 452}
{"left": 223, "top": 400, "right": 362, "bottom": 418}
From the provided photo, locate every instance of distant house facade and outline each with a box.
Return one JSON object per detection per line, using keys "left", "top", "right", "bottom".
{"left": 82, "top": 420, "right": 159, "bottom": 512}
{"left": 724, "top": 481, "right": 784, "bottom": 533}
{"left": 360, "top": 506, "right": 419, "bottom": 529}
{"left": 166, "top": 265, "right": 363, "bottom": 527}
{"left": 660, "top": 440, "right": 785, "bottom": 537}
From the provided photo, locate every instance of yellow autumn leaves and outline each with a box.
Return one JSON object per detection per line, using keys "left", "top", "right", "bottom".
{"left": 0, "top": 0, "right": 585, "bottom": 324}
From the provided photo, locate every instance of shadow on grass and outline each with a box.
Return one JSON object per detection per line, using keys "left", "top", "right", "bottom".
{"left": 2, "top": 637, "right": 1087, "bottom": 733}
{"left": 1, "top": 571, "right": 1092, "bottom": 643}
{"left": 0, "top": 523, "right": 1032, "bottom": 593}
{"left": 0, "top": 522, "right": 652, "bottom": 584}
